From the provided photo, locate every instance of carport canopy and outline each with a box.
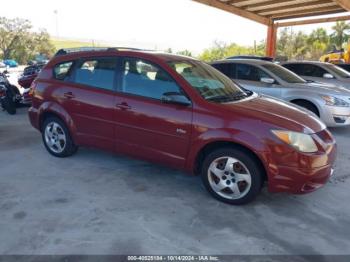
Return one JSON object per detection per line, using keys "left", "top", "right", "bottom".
{"left": 193, "top": 0, "right": 350, "bottom": 57}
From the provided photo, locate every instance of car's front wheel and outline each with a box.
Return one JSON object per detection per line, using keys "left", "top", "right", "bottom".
{"left": 201, "top": 147, "right": 263, "bottom": 205}
{"left": 42, "top": 117, "right": 78, "bottom": 157}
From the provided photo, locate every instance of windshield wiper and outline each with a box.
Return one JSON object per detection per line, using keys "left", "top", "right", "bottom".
{"left": 207, "top": 93, "right": 247, "bottom": 102}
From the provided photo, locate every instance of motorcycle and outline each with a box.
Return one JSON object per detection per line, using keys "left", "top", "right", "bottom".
{"left": 18, "top": 64, "right": 43, "bottom": 89}
{"left": 0, "top": 71, "right": 23, "bottom": 115}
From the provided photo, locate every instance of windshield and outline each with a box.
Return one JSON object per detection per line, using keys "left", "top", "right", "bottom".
{"left": 262, "top": 63, "right": 307, "bottom": 84}
{"left": 168, "top": 60, "right": 248, "bottom": 102}
{"left": 324, "top": 64, "right": 350, "bottom": 78}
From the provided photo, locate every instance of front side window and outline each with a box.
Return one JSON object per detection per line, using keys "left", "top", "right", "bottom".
{"left": 73, "top": 58, "right": 117, "bottom": 91}
{"left": 262, "top": 63, "right": 306, "bottom": 84}
{"left": 301, "top": 64, "right": 327, "bottom": 77}
{"left": 168, "top": 60, "right": 248, "bottom": 103}
{"left": 54, "top": 61, "right": 73, "bottom": 80}
{"left": 121, "top": 58, "right": 181, "bottom": 100}
{"left": 324, "top": 64, "right": 350, "bottom": 78}
{"left": 236, "top": 64, "right": 270, "bottom": 81}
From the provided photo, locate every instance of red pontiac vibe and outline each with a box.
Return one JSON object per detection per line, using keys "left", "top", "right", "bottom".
{"left": 28, "top": 48, "right": 336, "bottom": 204}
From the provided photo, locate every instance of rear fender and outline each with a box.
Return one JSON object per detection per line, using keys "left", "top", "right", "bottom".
{"left": 38, "top": 101, "right": 78, "bottom": 142}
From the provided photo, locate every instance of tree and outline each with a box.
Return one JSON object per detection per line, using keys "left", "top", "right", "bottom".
{"left": 199, "top": 40, "right": 261, "bottom": 62}
{"left": 176, "top": 50, "right": 192, "bottom": 57}
{"left": 0, "top": 17, "right": 31, "bottom": 59}
{"left": 293, "top": 31, "right": 308, "bottom": 60}
{"left": 330, "top": 21, "right": 350, "bottom": 49}
{"left": 165, "top": 48, "right": 173, "bottom": 53}
{"left": 308, "top": 28, "right": 329, "bottom": 46}
{"left": 276, "top": 28, "right": 308, "bottom": 60}
{"left": 0, "top": 17, "right": 55, "bottom": 64}
{"left": 33, "top": 29, "right": 56, "bottom": 57}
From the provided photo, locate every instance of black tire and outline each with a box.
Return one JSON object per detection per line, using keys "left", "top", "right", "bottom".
{"left": 292, "top": 100, "right": 319, "bottom": 117}
{"left": 1, "top": 97, "right": 16, "bottom": 115}
{"left": 42, "top": 116, "right": 78, "bottom": 157}
{"left": 201, "top": 147, "right": 263, "bottom": 205}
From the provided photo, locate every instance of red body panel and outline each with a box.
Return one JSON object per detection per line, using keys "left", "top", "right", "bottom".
{"left": 28, "top": 50, "right": 337, "bottom": 194}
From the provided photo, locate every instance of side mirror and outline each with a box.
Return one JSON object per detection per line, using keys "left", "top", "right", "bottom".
{"left": 323, "top": 73, "right": 334, "bottom": 79}
{"left": 260, "top": 77, "right": 275, "bottom": 84}
{"left": 161, "top": 92, "right": 191, "bottom": 106}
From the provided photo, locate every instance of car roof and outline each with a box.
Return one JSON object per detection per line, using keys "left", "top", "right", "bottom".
{"left": 211, "top": 58, "right": 273, "bottom": 65}
{"left": 282, "top": 61, "right": 331, "bottom": 66}
{"left": 226, "top": 55, "right": 274, "bottom": 61}
{"left": 51, "top": 48, "right": 196, "bottom": 64}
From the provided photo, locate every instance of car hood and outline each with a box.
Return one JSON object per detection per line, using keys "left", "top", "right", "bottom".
{"left": 293, "top": 81, "right": 350, "bottom": 95}
{"left": 220, "top": 94, "right": 326, "bottom": 134}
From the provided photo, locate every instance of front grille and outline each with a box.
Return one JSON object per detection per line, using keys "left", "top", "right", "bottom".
{"left": 334, "top": 116, "right": 346, "bottom": 124}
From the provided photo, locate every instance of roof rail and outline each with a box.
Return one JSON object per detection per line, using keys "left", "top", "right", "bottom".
{"left": 54, "top": 47, "right": 147, "bottom": 57}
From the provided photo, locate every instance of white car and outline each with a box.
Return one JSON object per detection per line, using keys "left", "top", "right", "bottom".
{"left": 282, "top": 61, "right": 350, "bottom": 89}
{"left": 211, "top": 59, "right": 350, "bottom": 127}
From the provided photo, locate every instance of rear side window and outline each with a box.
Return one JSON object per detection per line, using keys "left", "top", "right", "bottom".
{"left": 73, "top": 58, "right": 117, "bottom": 91}
{"left": 236, "top": 64, "right": 269, "bottom": 81}
{"left": 54, "top": 61, "right": 73, "bottom": 80}
{"left": 283, "top": 64, "right": 302, "bottom": 74}
{"left": 121, "top": 58, "right": 181, "bottom": 100}
{"left": 212, "top": 63, "right": 235, "bottom": 78}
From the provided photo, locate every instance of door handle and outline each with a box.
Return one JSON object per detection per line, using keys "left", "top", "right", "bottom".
{"left": 63, "top": 92, "right": 75, "bottom": 99}
{"left": 116, "top": 102, "right": 131, "bottom": 110}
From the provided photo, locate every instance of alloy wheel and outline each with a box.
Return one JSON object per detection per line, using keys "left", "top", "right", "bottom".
{"left": 44, "top": 122, "right": 67, "bottom": 154}
{"left": 207, "top": 156, "right": 252, "bottom": 200}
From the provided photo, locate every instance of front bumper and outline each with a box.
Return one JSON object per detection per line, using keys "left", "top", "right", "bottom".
{"left": 268, "top": 164, "right": 334, "bottom": 194}
{"left": 266, "top": 130, "right": 337, "bottom": 194}
{"left": 321, "top": 105, "right": 350, "bottom": 127}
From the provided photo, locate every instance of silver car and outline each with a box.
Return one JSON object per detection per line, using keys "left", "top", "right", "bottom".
{"left": 282, "top": 61, "right": 350, "bottom": 89}
{"left": 211, "top": 59, "right": 350, "bottom": 127}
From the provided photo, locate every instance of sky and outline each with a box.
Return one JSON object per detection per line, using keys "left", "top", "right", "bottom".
{"left": 1, "top": 0, "right": 349, "bottom": 54}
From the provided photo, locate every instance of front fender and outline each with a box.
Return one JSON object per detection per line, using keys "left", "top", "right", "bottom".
{"left": 185, "top": 128, "right": 269, "bottom": 173}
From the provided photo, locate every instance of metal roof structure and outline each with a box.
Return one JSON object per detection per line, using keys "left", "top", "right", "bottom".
{"left": 192, "top": 0, "right": 350, "bottom": 56}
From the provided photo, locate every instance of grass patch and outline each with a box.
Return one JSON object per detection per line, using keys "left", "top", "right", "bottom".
{"left": 50, "top": 38, "right": 103, "bottom": 50}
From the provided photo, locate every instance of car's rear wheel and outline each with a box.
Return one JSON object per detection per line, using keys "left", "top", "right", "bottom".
{"left": 1, "top": 96, "right": 16, "bottom": 115}
{"left": 201, "top": 148, "right": 263, "bottom": 205}
{"left": 42, "top": 117, "right": 78, "bottom": 157}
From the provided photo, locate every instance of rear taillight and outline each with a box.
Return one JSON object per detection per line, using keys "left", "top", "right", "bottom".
{"left": 0, "top": 87, "right": 5, "bottom": 97}
{"left": 28, "top": 80, "right": 37, "bottom": 97}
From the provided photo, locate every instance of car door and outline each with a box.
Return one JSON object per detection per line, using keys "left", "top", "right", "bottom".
{"left": 114, "top": 57, "right": 192, "bottom": 168}
{"left": 54, "top": 57, "right": 117, "bottom": 151}
{"left": 233, "top": 63, "right": 282, "bottom": 98}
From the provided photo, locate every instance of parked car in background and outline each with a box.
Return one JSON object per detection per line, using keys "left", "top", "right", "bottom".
{"left": 282, "top": 61, "right": 350, "bottom": 89}
{"left": 3, "top": 59, "right": 18, "bottom": 68}
{"left": 28, "top": 47, "right": 336, "bottom": 205}
{"left": 211, "top": 59, "right": 350, "bottom": 127}
{"left": 0, "top": 61, "right": 6, "bottom": 68}
{"left": 335, "top": 63, "right": 350, "bottom": 73}
{"left": 18, "top": 64, "right": 44, "bottom": 89}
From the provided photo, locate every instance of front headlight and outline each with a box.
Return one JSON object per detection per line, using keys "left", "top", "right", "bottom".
{"left": 321, "top": 95, "right": 349, "bottom": 107}
{"left": 272, "top": 130, "right": 318, "bottom": 153}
